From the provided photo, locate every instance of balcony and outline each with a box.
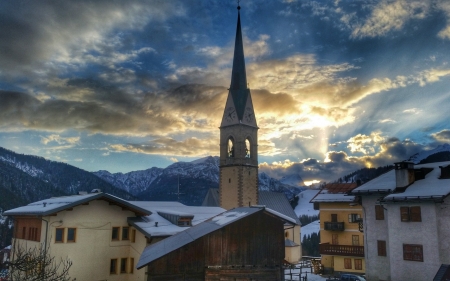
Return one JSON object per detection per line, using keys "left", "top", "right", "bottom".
{"left": 319, "top": 243, "right": 364, "bottom": 257}
{"left": 324, "top": 222, "right": 345, "bottom": 231}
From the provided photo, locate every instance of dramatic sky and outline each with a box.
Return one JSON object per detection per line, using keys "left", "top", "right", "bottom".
{"left": 1, "top": 0, "right": 450, "bottom": 184}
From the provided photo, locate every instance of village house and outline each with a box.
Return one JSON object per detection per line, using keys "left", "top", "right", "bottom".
{"left": 4, "top": 192, "right": 225, "bottom": 280}
{"left": 310, "top": 183, "right": 365, "bottom": 275}
{"left": 137, "top": 206, "right": 296, "bottom": 281}
{"left": 352, "top": 161, "right": 450, "bottom": 281}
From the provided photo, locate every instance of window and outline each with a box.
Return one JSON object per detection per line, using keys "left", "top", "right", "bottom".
{"left": 110, "top": 259, "right": 118, "bottom": 274}
{"left": 177, "top": 219, "right": 191, "bottom": 227}
{"left": 375, "top": 205, "right": 385, "bottom": 220}
{"left": 131, "top": 229, "right": 136, "bottom": 243}
{"left": 55, "top": 228, "right": 64, "bottom": 243}
{"left": 285, "top": 231, "right": 289, "bottom": 238}
{"left": 130, "top": 258, "right": 134, "bottom": 274}
{"left": 331, "top": 214, "right": 338, "bottom": 222}
{"left": 332, "top": 234, "right": 338, "bottom": 245}
{"left": 245, "top": 138, "right": 251, "bottom": 158}
{"left": 344, "top": 258, "right": 352, "bottom": 269}
{"left": 112, "top": 227, "right": 120, "bottom": 240}
{"left": 400, "top": 206, "right": 421, "bottom": 222}
{"left": 227, "top": 138, "right": 234, "bottom": 158}
{"left": 67, "top": 228, "right": 76, "bottom": 242}
{"left": 120, "top": 258, "right": 127, "bottom": 273}
{"left": 403, "top": 244, "right": 423, "bottom": 262}
{"left": 22, "top": 227, "right": 26, "bottom": 239}
{"left": 377, "top": 240, "right": 387, "bottom": 256}
{"left": 354, "top": 259, "right": 362, "bottom": 270}
{"left": 352, "top": 235, "right": 360, "bottom": 246}
{"left": 348, "top": 213, "right": 361, "bottom": 223}
{"left": 122, "top": 227, "right": 129, "bottom": 240}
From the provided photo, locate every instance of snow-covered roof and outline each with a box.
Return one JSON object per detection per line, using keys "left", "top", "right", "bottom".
{"left": 311, "top": 193, "right": 356, "bottom": 203}
{"left": 384, "top": 161, "right": 450, "bottom": 201}
{"left": 127, "top": 201, "right": 225, "bottom": 237}
{"left": 285, "top": 238, "right": 299, "bottom": 247}
{"left": 4, "top": 193, "right": 151, "bottom": 216}
{"left": 351, "top": 170, "right": 396, "bottom": 194}
{"left": 352, "top": 161, "right": 450, "bottom": 201}
{"left": 137, "top": 206, "right": 296, "bottom": 269}
{"left": 310, "top": 183, "right": 357, "bottom": 203}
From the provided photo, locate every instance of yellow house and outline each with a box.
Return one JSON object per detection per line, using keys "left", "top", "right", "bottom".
{"left": 5, "top": 192, "right": 225, "bottom": 280}
{"left": 311, "top": 183, "right": 365, "bottom": 275}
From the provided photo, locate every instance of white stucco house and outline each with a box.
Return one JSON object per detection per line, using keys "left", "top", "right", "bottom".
{"left": 4, "top": 192, "right": 225, "bottom": 280}
{"left": 352, "top": 161, "right": 450, "bottom": 281}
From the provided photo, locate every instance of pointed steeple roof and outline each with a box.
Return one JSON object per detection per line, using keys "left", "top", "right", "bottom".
{"left": 230, "top": 7, "right": 247, "bottom": 92}
{"left": 220, "top": 5, "right": 257, "bottom": 128}
{"left": 229, "top": 6, "right": 249, "bottom": 121}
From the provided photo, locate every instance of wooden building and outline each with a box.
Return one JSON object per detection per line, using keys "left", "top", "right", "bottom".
{"left": 137, "top": 206, "right": 296, "bottom": 281}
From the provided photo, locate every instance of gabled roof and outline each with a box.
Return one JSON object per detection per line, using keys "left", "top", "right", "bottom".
{"left": 4, "top": 193, "right": 151, "bottom": 217}
{"left": 310, "top": 183, "right": 358, "bottom": 203}
{"left": 352, "top": 161, "right": 450, "bottom": 201}
{"left": 259, "top": 191, "right": 301, "bottom": 225}
{"left": 201, "top": 189, "right": 301, "bottom": 225}
{"left": 137, "top": 206, "right": 295, "bottom": 269}
{"left": 127, "top": 201, "right": 225, "bottom": 237}
{"left": 285, "top": 238, "right": 300, "bottom": 247}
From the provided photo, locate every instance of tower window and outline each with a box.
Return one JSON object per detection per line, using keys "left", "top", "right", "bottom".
{"left": 245, "top": 138, "right": 251, "bottom": 158}
{"left": 228, "top": 137, "right": 235, "bottom": 158}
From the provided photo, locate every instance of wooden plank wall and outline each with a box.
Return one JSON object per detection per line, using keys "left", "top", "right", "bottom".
{"left": 147, "top": 211, "right": 285, "bottom": 281}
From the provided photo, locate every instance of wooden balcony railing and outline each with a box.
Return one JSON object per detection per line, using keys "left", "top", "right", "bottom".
{"left": 319, "top": 243, "right": 364, "bottom": 257}
{"left": 324, "top": 222, "right": 345, "bottom": 231}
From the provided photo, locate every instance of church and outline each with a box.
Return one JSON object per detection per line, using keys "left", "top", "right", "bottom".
{"left": 203, "top": 3, "right": 302, "bottom": 264}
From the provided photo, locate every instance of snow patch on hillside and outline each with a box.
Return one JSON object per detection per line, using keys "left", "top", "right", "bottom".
{"left": 294, "top": 189, "right": 320, "bottom": 218}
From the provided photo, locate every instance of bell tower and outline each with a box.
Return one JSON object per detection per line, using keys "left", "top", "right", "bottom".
{"left": 219, "top": 4, "right": 258, "bottom": 210}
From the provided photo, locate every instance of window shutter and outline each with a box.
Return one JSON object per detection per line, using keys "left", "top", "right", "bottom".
{"left": 400, "top": 206, "right": 410, "bottom": 222}
{"left": 377, "top": 240, "right": 386, "bottom": 256}
{"left": 410, "top": 206, "right": 422, "bottom": 222}
{"left": 375, "top": 205, "right": 385, "bottom": 220}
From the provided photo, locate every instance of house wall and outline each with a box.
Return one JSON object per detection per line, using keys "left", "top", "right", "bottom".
{"left": 387, "top": 201, "right": 441, "bottom": 281}
{"left": 285, "top": 224, "right": 302, "bottom": 263}
{"left": 319, "top": 202, "right": 364, "bottom": 274}
{"left": 333, "top": 256, "right": 365, "bottom": 273}
{"left": 438, "top": 196, "right": 450, "bottom": 264}
{"left": 38, "top": 199, "right": 147, "bottom": 281}
{"left": 146, "top": 211, "right": 285, "bottom": 281}
{"left": 360, "top": 195, "right": 390, "bottom": 281}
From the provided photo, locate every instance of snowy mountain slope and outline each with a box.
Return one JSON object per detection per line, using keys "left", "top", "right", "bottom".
{"left": 94, "top": 156, "right": 304, "bottom": 205}
{"left": 294, "top": 189, "right": 320, "bottom": 218}
{"left": 408, "top": 143, "right": 450, "bottom": 163}
{"left": 280, "top": 174, "right": 305, "bottom": 187}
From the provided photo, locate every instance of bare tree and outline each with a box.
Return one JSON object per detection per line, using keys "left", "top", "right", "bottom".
{"left": 8, "top": 242, "right": 74, "bottom": 281}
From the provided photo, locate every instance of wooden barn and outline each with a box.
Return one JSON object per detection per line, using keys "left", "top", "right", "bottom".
{"left": 137, "top": 206, "right": 296, "bottom": 281}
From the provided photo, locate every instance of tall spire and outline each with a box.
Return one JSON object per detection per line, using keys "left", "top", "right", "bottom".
{"left": 230, "top": 5, "right": 247, "bottom": 92}
{"left": 229, "top": 4, "right": 250, "bottom": 121}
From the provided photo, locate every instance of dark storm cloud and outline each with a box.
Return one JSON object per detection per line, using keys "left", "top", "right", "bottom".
{"left": 0, "top": 0, "right": 182, "bottom": 74}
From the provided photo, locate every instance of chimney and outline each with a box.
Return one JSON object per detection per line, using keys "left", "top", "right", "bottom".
{"left": 439, "top": 165, "right": 450, "bottom": 179}
{"left": 394, "top": 162, "right": 415, "bottom": 189}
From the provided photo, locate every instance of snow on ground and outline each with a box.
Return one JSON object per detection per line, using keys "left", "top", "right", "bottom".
{"left": 294, "top": 189, "right": 320, "bottom": 218}
{"left": 301, "top": 220, "right": 320, "bottom": 238}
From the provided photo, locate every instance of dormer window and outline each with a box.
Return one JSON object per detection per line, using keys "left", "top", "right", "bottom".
{"left": 245, "top": 138, "right": 251, "bottom": 158}
{"left": 157, "top": 211, "right": 194, "bottom": 227}
{"left": 228, "top": 137, "right": 235, "bottom": 158}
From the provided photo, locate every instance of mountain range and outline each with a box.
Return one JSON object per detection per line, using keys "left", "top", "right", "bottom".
{"left": 94, "top": 156, "right": 305, "bottom": 205}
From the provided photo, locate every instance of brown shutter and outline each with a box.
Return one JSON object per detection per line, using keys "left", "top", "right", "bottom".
{"left": 400, "top": 206, "right": 410, "bottom": 222}
{"left": 377, "top": 240, "right": 386, "bottom": 256}
{"left": 375, "top": 205, "right": 385, "bottom": 220}
{"left": 410, "top": 206, "right": 422, "bottom": 222}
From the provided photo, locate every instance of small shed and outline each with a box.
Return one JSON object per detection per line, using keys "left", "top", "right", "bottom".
{"left": 137, "top": 206, "right": 296, "bottom": 281}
